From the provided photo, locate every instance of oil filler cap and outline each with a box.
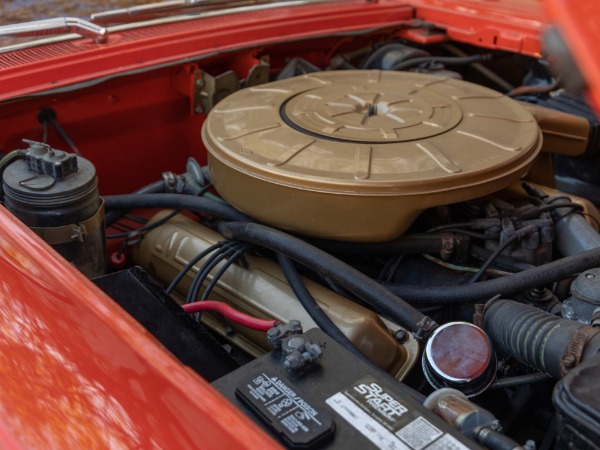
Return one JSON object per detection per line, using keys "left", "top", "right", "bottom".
{"left": 423, "top": 322, "right": 496, "bottom": 397}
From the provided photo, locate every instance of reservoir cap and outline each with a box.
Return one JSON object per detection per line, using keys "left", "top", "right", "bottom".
{"left": 423, "top": 322, "right": 496, "bottom": 397}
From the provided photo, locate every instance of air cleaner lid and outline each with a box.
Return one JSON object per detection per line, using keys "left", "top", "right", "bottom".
{"left": 203, "top": 70, "right": 541, "bottom": 197}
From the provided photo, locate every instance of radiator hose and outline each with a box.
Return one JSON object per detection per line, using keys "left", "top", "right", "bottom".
{"left": 483, "top": 299, "right": 600, "bottom": 378}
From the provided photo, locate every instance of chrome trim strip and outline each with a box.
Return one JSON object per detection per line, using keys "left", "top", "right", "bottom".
{"left": 0, "top": 0, "right": 352, "bottom": 54}
{"left": 0, "top": 18, "right": 108, "bottom": 44}
{"left": 92, "top": 0, "right": 263, "bottom": 24}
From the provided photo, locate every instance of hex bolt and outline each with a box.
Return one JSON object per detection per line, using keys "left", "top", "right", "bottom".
{"left": 394, "top": 329, "right": 409, "bottom": 343}
{"left": 286, "top": 336, "right": 306, "bottom": 350}
{"left": 267, "top": 327, "right": 280, "bottom": 340}
{"left": 530, "top": 287, "right": 546, "bottom": 297}
{"left": 288, "top": 320, "right": 302, "bottom": 333}
{"left": 490, "top": 420, "right": 501, "bottom": 432}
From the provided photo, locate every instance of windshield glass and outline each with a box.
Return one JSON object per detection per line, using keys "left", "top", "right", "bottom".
{"left": 0, "top": 0, "right": 164, "bottom": 24}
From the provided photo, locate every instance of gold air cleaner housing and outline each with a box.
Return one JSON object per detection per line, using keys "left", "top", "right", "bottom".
{"left": 203, "top": 70, "right": 542, "bottom": 241}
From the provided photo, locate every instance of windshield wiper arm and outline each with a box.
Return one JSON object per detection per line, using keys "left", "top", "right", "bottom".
{"left": 0, "top": 17, "right": 108, "bottom": 44}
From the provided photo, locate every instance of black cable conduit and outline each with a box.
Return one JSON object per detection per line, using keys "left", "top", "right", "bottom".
{"left": 382, "top": 246, "right": 600, "bottom": 304}
{"left": 218, "top": 221, "right": 436, "bottom": 338}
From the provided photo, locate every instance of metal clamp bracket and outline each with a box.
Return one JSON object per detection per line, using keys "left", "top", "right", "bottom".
{"left": 30, "top": 198, "right": 105, "bottom": 245}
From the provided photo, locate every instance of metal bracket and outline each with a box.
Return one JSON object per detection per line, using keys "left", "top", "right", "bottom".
{"left": 171, "top": 64, "right": 201, "bottom": 115}
{"left": 172, "top": 60, "right": 269, "bottom": 115}
{"left": 171, "top": 65, "right": 240, "bottom": 115}
{"left": 198, "top": 70, "right": 240, "bottom": 114}
{"left": 243, "top": 61, "right": 270, "bottom": 87}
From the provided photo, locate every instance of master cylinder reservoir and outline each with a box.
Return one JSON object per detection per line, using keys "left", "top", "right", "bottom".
{"left": 2, "top": 140, "right": 105, "bottom": 278}
{"left": 133, "top": 211, "right": 419, "bottom": 380}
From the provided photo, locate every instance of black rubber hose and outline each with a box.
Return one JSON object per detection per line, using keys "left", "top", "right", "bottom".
{"left": 308, "top": 235, "right": 442, "bottom": 256}
{"left": 127, "top": 179, "right": 166, "bottom": 195}
{"left": 490, "top": 372, "right": 552, "bottom": 390}
{"left": 218, "top": 222, "right": 436, "bottom": 338}
{"left": 104, "top": 180, "right": 166, "bottom": 226}
{"left": 360, "top": 43, "right": 430, "bottom": 69}
{"left": 166, "top": 241, "right": 225, "bottom": 295}
{"left": 390, "top": 54, "right": 490, "bottom": 71}
{"left": 468, "top": 234, "right": 519, "bottom": 283}
{"left": 277, "top": 255, "right": 375, "bottom": 362}
{"left": 106, "top": 209, "right": 179, "bottom": 239}
{"left": 382, "top": 246, "right": 600, "bottom": 304}
{"left": 475, "top": 427, "right": 523, "bottom": 450}
{"left": 187, "top": 242, "right": 241, "bottom": 303}
{"left": 470, "top": 245, "right": 534, "bottom": 272}
{"left": 483, "top": 300, "right": 600, "bottom": 378}
{"left": 277, "top": 254, "right": 427, "bottom": 403}
{"left": 104, "top": 193, "right": 251, "bottom": 224}
{"left": 201, "top": 244, "right": 252, "bottom": 300}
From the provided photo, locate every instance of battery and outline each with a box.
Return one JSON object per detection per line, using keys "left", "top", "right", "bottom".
{"left": 213, "top": 328, "right": 480, "bottom": 449}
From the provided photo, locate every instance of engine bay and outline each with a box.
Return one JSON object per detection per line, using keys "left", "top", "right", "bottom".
{"left": 2, "top": 20, "right": 600, "bottom": 449}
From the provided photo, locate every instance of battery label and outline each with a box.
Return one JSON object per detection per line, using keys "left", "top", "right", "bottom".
{"left": 353, "top": 380, "right": 409, "bottom": 423}
{"left": 327, "top": 392, "right": 410, "bottom": 450}
{"left": 236, "top": 372, "right": 334, "bottom": 448}
{"left": 396, "top": 417, "right": 443, "bottom": 450}
{"left": 326, "top": 375, "right": 470, "bottom": 450}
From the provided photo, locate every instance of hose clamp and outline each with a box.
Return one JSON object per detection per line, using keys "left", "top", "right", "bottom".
{"left": 560, "top": 326, "right": 600, "bottom": 376}
{"left": 414, "top": 317, "right": 439, "bottom": 342}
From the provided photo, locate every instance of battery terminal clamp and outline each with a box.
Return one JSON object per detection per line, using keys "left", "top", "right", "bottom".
{"left": 267, "top": 321, "right": 323, "bottom": 372}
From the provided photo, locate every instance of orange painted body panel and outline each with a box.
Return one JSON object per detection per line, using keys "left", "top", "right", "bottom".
{"left": 0, "top": 204, "right": 281, "bottom": 449}
{"left": 545, "top": 0, "right": 600, "bottom": 114}
{"left": 0, "top": 1, "right": 551, "bottom": 102}
{"left": 0, "top": 0, "right": 593, "bottom": 448}
{"left": 402, "top": 0, "right": 549, "bottom": 56}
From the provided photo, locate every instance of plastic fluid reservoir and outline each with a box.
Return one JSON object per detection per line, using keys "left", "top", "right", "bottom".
{"left": 2, "top": 140, "right": 105, "bottom": 278}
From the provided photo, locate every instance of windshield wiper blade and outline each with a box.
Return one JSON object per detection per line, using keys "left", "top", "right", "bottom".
{"left": 92, "top": 0, "right": 271, "bottom": 25}
{"left": 0, "top": 17, "right": 108, "bottom": 44}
